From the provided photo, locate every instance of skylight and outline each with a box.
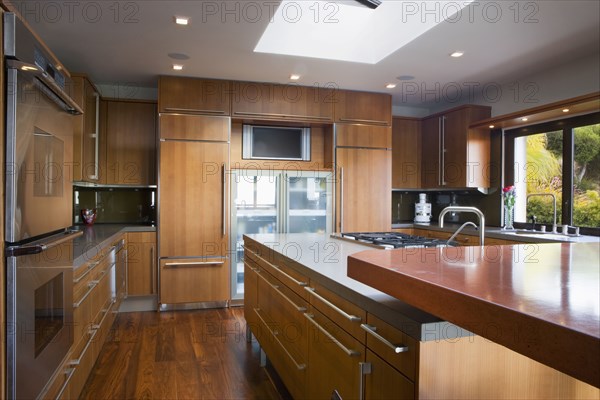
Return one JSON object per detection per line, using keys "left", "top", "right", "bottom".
{"left": 255, "top": 0, "right": 474, "bottom": 64}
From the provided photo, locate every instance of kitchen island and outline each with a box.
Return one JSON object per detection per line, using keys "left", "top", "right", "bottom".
{"left": 244, "top": 233, "right": 599, "bottom": 399}
{"left": 348, "top": 242, "right": 600, "bottom": 389}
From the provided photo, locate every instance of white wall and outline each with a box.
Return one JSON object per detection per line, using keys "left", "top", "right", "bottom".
{"left": 429, "top": 53, "right": 600, "bottom": 116}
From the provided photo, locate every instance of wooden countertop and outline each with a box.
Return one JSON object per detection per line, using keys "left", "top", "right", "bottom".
{"left": 347, "top": 242, "right": 600, "bottom": 388}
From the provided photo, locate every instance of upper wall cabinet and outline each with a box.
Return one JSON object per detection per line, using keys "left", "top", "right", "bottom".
{"left": 334, "top": 90, "right": 392, "bottom": 126}
{"left": 158, "top": 76, "right": 231, "bottom": 116}
{"left": 392, "top": 117, "right": 421, "bottom": 189}
{"left": 104, "top": 100, "right": 157, "bottom": 185}
{"left": 231, "top": 81, "right": 335, "bottom": 122}
{"left": 72, "top": 75, "right": 102, "bottom": 183}
{"left": 421, "top": 105, "right": 491, "bottom": 189}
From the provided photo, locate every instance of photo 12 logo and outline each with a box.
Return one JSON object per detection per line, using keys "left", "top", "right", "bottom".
{"left": 8, "top": 1, "right": 140, "bottom": 24}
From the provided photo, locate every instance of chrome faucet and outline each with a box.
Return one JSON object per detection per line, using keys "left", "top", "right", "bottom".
{"left": 526, "top": 193, "right": 557, "bottom": 233}
{"left": 439, "top": 206, "right": 485, "bottom": 246}
{"left": 446, "top": 221, "right": 478, "bottom": 246}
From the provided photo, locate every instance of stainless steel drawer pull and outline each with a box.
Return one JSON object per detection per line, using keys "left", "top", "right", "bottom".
{"left": 360, "top": 324, "right": 409, "bottom": 353}
{"left": 338, "top": 117, "right": 388, "bottom": 125}
{"left": 304, "top": 313, "right": 360, "bottom": 357}
{"left": 164, "top": 261, "right": 225, "bottom": 267}
{"left": 163, "top": 107, "right": 226, "bottom": 115}
{"left": 256, "top": 270, "right": 307, "bottom": 313}
{"left": 70, "top": 328, "right": 98, "bottom": 366}
{"left": 253, "top": 308, "right": 307, "bottom": 370}
{"left": 73, "top": 281, "right": 98, "bottom": 308}
{"left": 246, "top": 249, "right": 308, "bottom": 287}
{"left": 92, "top": 300, "right": 115, "bottom": 330}
{"left": 233, "top": 111, "right": 330, "bottom": 121}
{"left": 54, "top": 368, "right": 75, "bottom": 400}
{"left": 305, "top": 287, "right": 361, "bottom": 322}
{"left": 73, "top": 261, "right": 99, "bottom": 284}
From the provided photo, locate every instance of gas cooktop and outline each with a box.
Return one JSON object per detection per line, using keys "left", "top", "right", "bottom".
{"left": 335, "top": 232, "right": 455, "bottom": 249}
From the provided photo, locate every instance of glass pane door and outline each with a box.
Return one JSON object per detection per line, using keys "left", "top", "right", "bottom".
{"left": 285, "top": 171, "right": 333, "bottom": 234}
{"left": 231, "top": 170, "right": 279, "bottom": 299}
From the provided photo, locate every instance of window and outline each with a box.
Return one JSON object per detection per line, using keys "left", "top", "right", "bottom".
{"left": 505, "top": 113, "right": 600, "bottom": 235}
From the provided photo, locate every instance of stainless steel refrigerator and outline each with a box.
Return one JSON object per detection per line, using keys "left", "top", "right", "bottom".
{"left": 230, "top": 169, "right": 333, "bottom": 299}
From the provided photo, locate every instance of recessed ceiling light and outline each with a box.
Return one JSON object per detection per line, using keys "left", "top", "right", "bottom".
{"left": 174, "top": 17, "right": 189, "bottom": 25}
{"left": 562, "top": 108, "right": 570, "bottom": 113}
{"left": 386, "top": 83, "right": 397, "bottom": 89}
{"left": 290, "top": 74, "right": 301, "bottom": 81}
{"left": 396, "top": 75, "right": 415, "bottom": 81}
{"left": 521, "top": 117, "right": 528, "bottom": 122}
{"left": 489, "top": 125, "right": 495, "bottom": 129}
{"left": 450, "top": 51, "right": 464, "bottom": 58}
{"left": 172, "top": 64, "right": 184, "bottom": 71}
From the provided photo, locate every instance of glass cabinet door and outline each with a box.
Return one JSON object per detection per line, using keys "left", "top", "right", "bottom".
{"left": 285, "top": 171, "right": 333, "bottom": 234}
{"left": 231, "top": 170, "right": 279, "bottom": 299}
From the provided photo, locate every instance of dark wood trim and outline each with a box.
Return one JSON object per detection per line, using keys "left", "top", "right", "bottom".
{"left": 471, "top": 92, "right": 600, "bottom": 130}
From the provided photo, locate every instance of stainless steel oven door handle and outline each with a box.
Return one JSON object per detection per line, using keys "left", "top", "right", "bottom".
{"left": 5, "top": 230, "right": 83, "bottom": 257}
{"left": 6, "top": 59, "right": 83, "bottom": 115}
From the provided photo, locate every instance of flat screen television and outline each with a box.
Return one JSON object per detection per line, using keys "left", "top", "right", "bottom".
{"left": 242, "top": 125, "right": 310, "bottom": 161}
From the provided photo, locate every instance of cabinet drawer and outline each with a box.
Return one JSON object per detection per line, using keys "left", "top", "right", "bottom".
{"left": 363, "top": 314, "right": 417, "bottom": 381}
{"left": 159, "top": 258, "right": 229, "bottom": 304}
{"left": 336, "top": 124, "right": 392, "bottom": 149}
{"left": 245, "top": 246, "right": 309, "bottom": 300}
{"left": 306, "top": 307, "right": 364, "bottom": 400}
{"left": 306, "top": 281, "right": 366, "bottom": 343}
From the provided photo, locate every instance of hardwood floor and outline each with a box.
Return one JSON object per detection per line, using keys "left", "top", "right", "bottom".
{"left": 80, "top": 307, "right": 283, "bottom": 400}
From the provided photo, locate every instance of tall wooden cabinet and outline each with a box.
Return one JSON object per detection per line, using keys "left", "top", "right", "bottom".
{"left": 158, "top": 114, "right": 230, "bottom": 307}
{"left": 127, "top": 232, "right": 157, "bottom": 296}
{"left": 104, "top": 100, "right": 157, "bottom": 185}
{"left": 335, "top": 124, "right": 392, "bottom": 232}
{"left": 421, "top": 105, "right": 491, "bottom": 188}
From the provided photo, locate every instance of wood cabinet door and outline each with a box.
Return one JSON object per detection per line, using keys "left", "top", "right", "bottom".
{"left": 105, "top": 100, "right": 157, "bottom": 185}
{"left": 334, "top": 90, "right": 392, "bottom": 126}
{"left": 336, "top": 147, "right": 391, "bottom": 232}
{"left": 158, "top": 76, "right": 231, "bottom": 115}
{"left": 365, "top": 350, "right": 415, "bottom": 400}
{"left": 420, "top": 116, "right": 441, "bottom": 188}
{"left": 127, "top": 232, "right": 156, "bottom": 296}
{"left": 159, "top": 257, "right": 229, "bottom": 304}
{"left": 231, "top": 82, "right": 334, "bottom": 122}
{"left": 159, "top": 140, "right": 229, "bottom": 257}
{"left": 392, "top": 117, "right": 421, "bottom": 189}
{"left": 72, "top": 76, "right": 102, "bottom": 182}
{"left": 441, "top": 109, "right": 469, "bottom": 187}
{"left": 307, "top": 308, "right": 364, "bottom": 400}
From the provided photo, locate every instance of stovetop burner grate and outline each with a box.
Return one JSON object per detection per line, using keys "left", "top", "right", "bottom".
{"left": 340, "top": 232, "right": 455, "bottom": 249}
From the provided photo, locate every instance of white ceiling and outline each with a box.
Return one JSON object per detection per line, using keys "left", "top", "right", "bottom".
{"left": 11, "top": 0, "right": 600, "bottom": 108}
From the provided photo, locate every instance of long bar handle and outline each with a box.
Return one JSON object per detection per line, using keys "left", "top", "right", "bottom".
{"left": 305, "top": 287, "right": 361, "bottom": 322}
{"left": 69, "top": 328, "right": 98, "bottom": 366}
{"left": 222, "top": 163, "right": 227, "bottom": 237}
{"left": 360, "top": 324, "right": 409, "bottom": 353}
{"left": 338, "top": 117, "right": 388, "bottom": 126}
{"left": 73, "top": 281, "right": 98, "bottom": 308}
{"left": 304, "top": 313, "right": 360, "bottom": 357}
{"left": 91, "top": 299, "right": 116, "bottom": 331}
{"left": 54, "top": 367, "right": 76, "bottom": 400}
{"left": 255, "top": 269, "right": 307, "bottom": 313}
{"left": 73, "top": 260, "right": 99, "bottom": 284}
{"left": 90, "top": 92, "right": 100, "bottom": 180}
{"left": 164, "top": 107, "right": 226, "bottom": 115}
{"left": 150, "top": 245, "right": 156, "bottom": 294}
{"left": 164, "top": 261, "right": 225, "bottom": 267}
{"left": 441, "top": 115, "right": 446, "bottom": 186}
{"left": 233, "top": 111, "right": 330, "bottom": 121}
{"left": 254, "top": 308, "right": 307, "bottom": 371}
{"left": 339, "top": 167, "right": 344, "bottom": 232}
{"left": 359, "top": 362, "right": 372, "bottom": 400}
{"left": 245, "top": 248, "right": 308, "bottom": 287}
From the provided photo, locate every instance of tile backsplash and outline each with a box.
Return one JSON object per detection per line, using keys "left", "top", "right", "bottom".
{"left": 74, "top": 186, "right": 156, "bottom": 225}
